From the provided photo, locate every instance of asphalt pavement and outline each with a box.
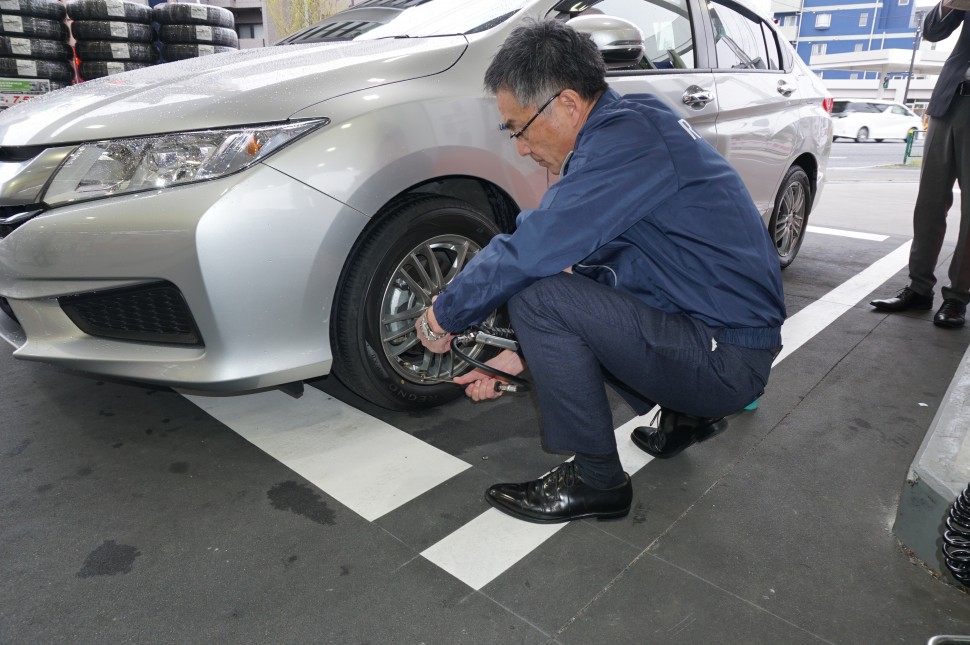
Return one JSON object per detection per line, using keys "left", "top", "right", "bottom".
{"left": 2, "top": 151, "right": 970, "bottom": 644}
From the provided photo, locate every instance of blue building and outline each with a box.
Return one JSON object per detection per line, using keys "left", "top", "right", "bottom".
{"left": 773, "top": 0, "right": 924, "bottom": 82}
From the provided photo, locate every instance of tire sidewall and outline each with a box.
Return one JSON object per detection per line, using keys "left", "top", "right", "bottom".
{"left": 335, "top": 197, "right": 499, "bottom": 410}
{"left": 769, "top": 167, "right": 810, "bottom": 269}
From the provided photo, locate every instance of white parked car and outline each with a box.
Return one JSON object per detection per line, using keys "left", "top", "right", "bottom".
{"left": 831, "top": 99, "right": 923, "bottom": 143}
{"left": 0, "top": 0, "right": 833, "bottom": 410}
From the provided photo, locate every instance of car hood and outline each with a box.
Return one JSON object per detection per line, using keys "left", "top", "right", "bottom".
{"left": 0, "top": 37, "right": 467, "bottom": 146}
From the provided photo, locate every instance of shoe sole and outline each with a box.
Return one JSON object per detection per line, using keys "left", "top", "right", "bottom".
{"left": 484, "top": 494, "right": 631, "bottom": 524}
{"left": 870, "top": 302, "right": 933, "bottom": 311}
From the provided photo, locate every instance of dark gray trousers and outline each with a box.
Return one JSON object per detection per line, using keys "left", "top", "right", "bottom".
{"left": 910, "top": 94, "right": 970, "bottom": 304}
{"left": 508, "top": 273, "right": 776, "bottom": 455}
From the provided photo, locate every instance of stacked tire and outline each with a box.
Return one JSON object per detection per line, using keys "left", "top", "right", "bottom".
{"left": 67, "top": 0, "right": 157, "bottom": 80}
{"left": 153, "top": 2, "right": 236, "bottom": 62}
{"left": 0, "top": 0, "right": 74, "bottom": 89}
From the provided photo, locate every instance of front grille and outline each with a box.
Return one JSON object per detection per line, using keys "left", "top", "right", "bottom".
{"left": 60, "top": 282, "right": 203, "bottom": 346}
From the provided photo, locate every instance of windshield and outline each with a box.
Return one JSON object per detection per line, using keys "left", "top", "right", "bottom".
{"left": 278, "top": 0, "right": 529, "bottom": 44}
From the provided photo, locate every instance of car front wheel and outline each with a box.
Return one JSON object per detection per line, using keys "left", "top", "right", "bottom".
{"left": 855, "top": 127, "right": 870, "bottom": 143}
{"left": 768, "top": 166, "right": 811, "bottom": 269}
{"left": 332, "top": 195, "right": 502, "bottom": 411}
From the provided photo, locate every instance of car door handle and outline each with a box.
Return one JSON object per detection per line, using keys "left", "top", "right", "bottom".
{"left": 777, "top": 80, "right": 797, "bottom": 96}
{"left": 682, "top": 86, "right": 715, "bottom": 108}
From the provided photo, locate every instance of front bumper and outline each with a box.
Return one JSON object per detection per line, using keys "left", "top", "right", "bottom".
{"left": 0, "top": 163, "right": 368, "bottom": 390}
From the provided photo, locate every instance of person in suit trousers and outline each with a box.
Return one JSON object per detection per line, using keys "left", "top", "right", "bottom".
{"left": 871, "top": 1, "right": 970, "bottom": 328}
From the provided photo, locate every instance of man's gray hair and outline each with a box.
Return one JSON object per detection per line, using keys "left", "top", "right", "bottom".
{"left": 484, "top": 19, "right": 608, "bottom": 109}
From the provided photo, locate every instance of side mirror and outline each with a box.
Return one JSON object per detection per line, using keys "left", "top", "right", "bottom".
{"left": 566, "top": 15, "right": 645, "bottom": 69}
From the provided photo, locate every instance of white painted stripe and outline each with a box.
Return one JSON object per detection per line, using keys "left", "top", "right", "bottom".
{"left": 421, "top": 241, "right": 912, "bottom": 590}
{"left": 774, "top": 240, "right": 911, "bottom": 365}
{"left": 421, "top": 418, "right": 655, "bottom": 590}
{"left": 807, "top": 225, "right": 889, "bottom": 242}
{"left": 183, "top": 388, "right": 470, "bottom": 521}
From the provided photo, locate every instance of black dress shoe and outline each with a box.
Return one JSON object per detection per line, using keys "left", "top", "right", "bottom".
{"left": 870, "top": 287, "right": 933, "bottom": 312}
{"left": 934, "top": 299, "right": 967, "bottom": 328}
{"left": 630, "top": 409, "right": 727, "bottom": 459}
{"left": 485, "top": 462, "right": 632, "bottom": 524}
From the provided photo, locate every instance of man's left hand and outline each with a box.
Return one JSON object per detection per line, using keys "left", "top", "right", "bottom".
{"left": 415, "top": 302, "right": 454, "bottom": 354}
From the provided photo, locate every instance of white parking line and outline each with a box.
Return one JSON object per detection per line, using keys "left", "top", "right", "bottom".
{"left": 184, "top": 388, "right": 470, "bottom": 521}
{"left": 185, "top": 240, "right": 913, "bottom": 591}
{"left": 807, "top": 225, "right": 889, "bottom": 242}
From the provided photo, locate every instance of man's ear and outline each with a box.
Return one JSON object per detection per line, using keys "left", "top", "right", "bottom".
{"left": 557, "top": 89, "right": 588, "bottom": 127}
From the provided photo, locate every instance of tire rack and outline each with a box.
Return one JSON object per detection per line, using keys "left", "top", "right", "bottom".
{"left": 0, "top": 0, "right": 75, "bottom": 101}
{"left": 154, "top": 2, "right": 237, "bottom": 62}
{"left": 68, "top": 0, "right": 156, "bottom": 80}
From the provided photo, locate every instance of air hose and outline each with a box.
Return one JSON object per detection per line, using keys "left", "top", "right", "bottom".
{"left": 942, "top": 481, "right": 970, "bottom": 586}
{"left": 450, "top": 325, "right": 530, "bottom": 392}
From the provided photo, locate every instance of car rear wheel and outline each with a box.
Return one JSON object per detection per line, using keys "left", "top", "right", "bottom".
{"left": 769, "top": 166, "right": 810, "bottom": 269}
{"left": 855, "top": 127, "right": 870, "bottom": 143}
{"left": 332, "top": 195, "right": 502, "bottom": 411}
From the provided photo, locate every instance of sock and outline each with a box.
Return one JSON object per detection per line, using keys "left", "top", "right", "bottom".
{"left": 574, "top": 451, "right": 624, "bottom": 489}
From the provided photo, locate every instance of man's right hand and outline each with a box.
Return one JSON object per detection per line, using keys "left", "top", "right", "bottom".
{"left": 452, "top": 349, "right": 526, "bottom": 402}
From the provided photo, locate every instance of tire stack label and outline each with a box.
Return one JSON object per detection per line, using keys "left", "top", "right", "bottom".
{"left": 189, "top": 4, "right": 206, "bottom": 20}
{"left": 0, "top": 0, "right": 18, "bottom": 10}
{"left": 197, "top": 44, "right": 213, "bottom": 55}
{"left": 9, "top": 37, "right": 30, "bottom": 55}
{"left": 110, "top": 42, "right": 127, "bottom": 58}
{"left": 2, "top": 15, "right": 23, "bottom": 33}
{"left": 194, "top": 25, "right": 211, "bottom": 41}
{"left": 14, "top": 59, "right": 36, "bottom": 76}
{"left": 105, "top": 0, "right": 124, "bottom": 17}
{"left": 105, "top": 61, "right": 123, "bottom": 73}
{"left": 109, "top": 22, "right": 126, "bottom": 38}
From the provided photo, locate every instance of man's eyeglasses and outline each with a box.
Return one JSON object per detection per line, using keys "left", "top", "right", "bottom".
{"left": 506, "top": 93, "right": 560, "bottom": 140}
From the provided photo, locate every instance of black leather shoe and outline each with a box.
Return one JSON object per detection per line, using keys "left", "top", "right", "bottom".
{"left": 631, "top": 409, "right": 727, "bottom": 459}
{"left": 934, "top": 299, "right": 967, "bottom": 328}
{"left": 870, "top": 287, "right": 933, "bottom": 312}
{"left": 485, "top": 462, "right": 632, "bottom": 524}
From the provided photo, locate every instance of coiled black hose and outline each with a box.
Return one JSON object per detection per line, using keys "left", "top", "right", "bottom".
{"left": 450, "top": 325, "right": 530, "bottom": 390}
{"left": 942, "top": 482, "right": 970, "bottom": 586}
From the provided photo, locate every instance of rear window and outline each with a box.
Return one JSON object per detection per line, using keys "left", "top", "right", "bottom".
{"left": 832, "top": 101, "right": 884, "bottom": 114}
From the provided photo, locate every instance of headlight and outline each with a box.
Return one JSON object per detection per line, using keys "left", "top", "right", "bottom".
{"left": 43, "top": 119, "right": 327, "bottom": 206}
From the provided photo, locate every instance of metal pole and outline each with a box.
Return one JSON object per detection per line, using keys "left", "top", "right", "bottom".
{"left": 904, "top": 11, "right": 924, "bottom": 104}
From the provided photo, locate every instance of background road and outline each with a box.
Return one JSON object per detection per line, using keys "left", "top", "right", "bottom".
{"left": 2, "top": 148, "right": 969, "bottom": 644}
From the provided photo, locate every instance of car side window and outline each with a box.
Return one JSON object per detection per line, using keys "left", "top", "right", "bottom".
{"left": 708, "top": 1, "right": 781, "bottom": 71}
{"left": 890, "top": 105, "right": 909, "bottom": 115}
{"left": 584, "top": 0, "right": 696, "bottom": 70}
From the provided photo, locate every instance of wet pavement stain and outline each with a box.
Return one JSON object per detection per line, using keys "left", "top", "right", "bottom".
{"left": 168, "top": 462, "right": 189, "bottom": 474}
{"left": 77, "top": 540, "right": 142, "bottom": 578}
{"left": 340, "top": 565, "right": 350, "bottom": 576}
{"left": 62, "top": 467, "right": 93, "bottom": 480}
{"left": 267, "top": 481, "right": 336, "bottom": 526}
{"left": 112, "top": 442, "right": 124, "bottom": 449}
{"left": 98, "top": 410, "right": 115, "bottom": 417}
{"left": 36, "top": 483, "right": 53, "bottom": 493}
{"left": 632, "top": 502, "right": 647, "bottom": 525}
{"left": 4, "top": 439, "right": 31, "bottom": 457}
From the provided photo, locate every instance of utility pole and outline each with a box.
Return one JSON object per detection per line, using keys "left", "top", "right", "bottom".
{"left": 904, "top": 9, "right": 925, "bottom": 104}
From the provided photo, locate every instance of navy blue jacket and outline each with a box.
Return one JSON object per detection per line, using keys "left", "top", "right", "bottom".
{"left": 434, "top": 89, "right": 785, "bottom": 350}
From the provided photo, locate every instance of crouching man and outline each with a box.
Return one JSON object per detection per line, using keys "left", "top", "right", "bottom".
{"left": 414, "top": 19, "right": 785, "bottom": 524}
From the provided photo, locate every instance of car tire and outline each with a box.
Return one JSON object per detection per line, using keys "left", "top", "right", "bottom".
{"left": 70, "top": 20, "right": 154, "bottom": 42}
{"left": 0, "top": 34, "right": 72, "bottom": 59}
{"left": 768, "top": 166, "right": 810, "bottom": 269}
{"left": 78, "top": 59, "right": 151, "bottom": 78}
{"left": 76, "top": 40, "right": 158, "bottom": 62}
{"left": 153, "top": 2, "right": 234, "bottom": 28}
{"left": 0, "top": 14, "right": 68, "bottom": 39}
{"left": 855, "top": 127, "right": 870, "bottom": 143}
{"left": 0, "top": 55, "right": 73, "bottom": 79}
{"left": 158, "top": 24, "right": 238, "bottom": 46}
{"left": 332, "top": 195, "right": 502, "bottom": 411}
{"left": 64, "top": 0, "right": 152, "bottom": 23}
{"left": 162, "top": 43, "right": 235, "bottom": 60}
{"left": 0, "top": 0, "right": 66, "bottom": 20}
